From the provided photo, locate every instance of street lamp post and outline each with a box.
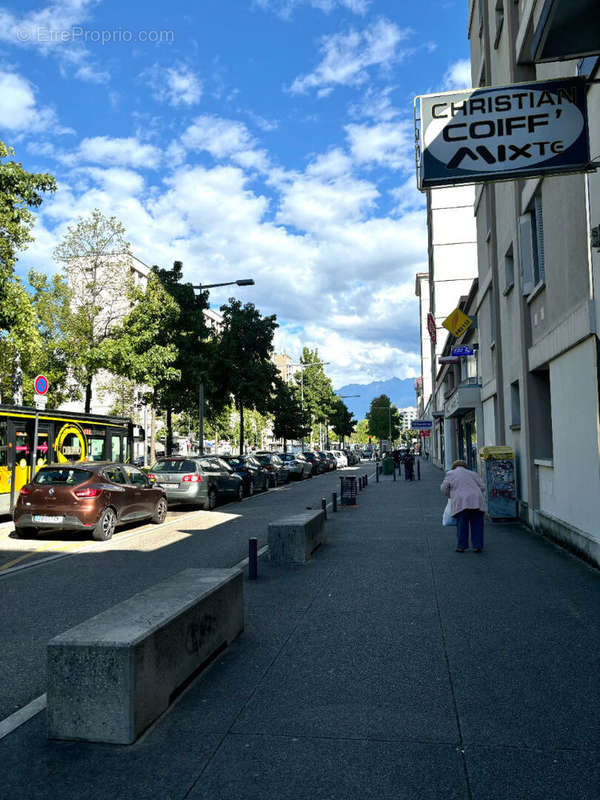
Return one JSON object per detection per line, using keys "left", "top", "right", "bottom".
{"left": 290, "top": 361, "right": 330, "bottom": 450}
{"left": 192, "top": 278, "right": 255, "bottom": 455}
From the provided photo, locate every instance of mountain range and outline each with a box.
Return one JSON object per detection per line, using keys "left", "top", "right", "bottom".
{"left": 334, "top": 378, "right": 417, "bottom": 422}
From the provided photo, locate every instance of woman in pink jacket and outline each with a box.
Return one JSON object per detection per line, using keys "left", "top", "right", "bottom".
{"left": 441, "top": 460, "right": 486, "bottom": 553}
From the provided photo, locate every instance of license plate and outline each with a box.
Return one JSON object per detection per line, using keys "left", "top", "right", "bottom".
{"left": 33, "top": 515, "right": 64, "bottom": 523}
{"left": 161, "top": 483, "right": 179, "bottom": 488}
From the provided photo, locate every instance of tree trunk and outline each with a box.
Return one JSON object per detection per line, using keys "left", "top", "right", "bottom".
{"left": 166, "top": 408, "right": 173, "bottom": 456}
{"left": 150, "top": 398, "right": 156, "bottom": 465}
{"left": 84, "top": 377, "right": 93, "bottom": 414}
{"left": 239, "top": 401, "right": 244, "bottom": 455}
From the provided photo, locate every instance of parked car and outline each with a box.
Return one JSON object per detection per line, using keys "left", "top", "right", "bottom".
{"left": 254, "top": 452, "right": 289, "bottom": 486}
{"left": 148, "top": 456, "right": 243, "bottom": 509}
{"left": 317, "top": 451, "right": 335, "bottom": 471}
{"left": 278, "top": 452, "right": 313, "bottom": 480}
{"left": 302, "top": 451, "right": 327, "bottom": 475}
{"left": 219, "top": 454, "right": 269, "bottom": 496}
{"left": 332, "top": 450, "right": 348, "bottom": 468}
{"left": 343, "top": 449, "right": 358, "bottom": 466}
{"left": 13, "top": 462, "right": 168, "bottom": 542}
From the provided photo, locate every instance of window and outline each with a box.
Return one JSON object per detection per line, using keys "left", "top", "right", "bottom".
{"left": 530, "top": 368, "right": 553, "bottom": 459}
{"left": 0, "top": 421, "right": 7, "bottom": 467}
{"left": 34, "top": 468, "right": 91, "bottom": 485}
{"left": 504, "top": 244, "right": 514, "bottom": 293}
{"left": 88, "top": 436, "right": 105, "bottom": 461}
{"left": 510, "top": 381, "right": 521, "bottom": 428}
{"left": 104, "top": 466, "right": 127, "bottom": 484}
{"left": 111, "top": 435, "right": 121, "bottom": 462}
{"left": 124, "top": 466, "right": 148, "bottom": 486}
{"left": 518, "top": 191, "right": 545, "bottom": 295}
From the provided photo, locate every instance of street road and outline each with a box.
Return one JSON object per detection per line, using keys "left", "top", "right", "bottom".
{"left": 0, "top": 466, "right": 367, "bottom": 724}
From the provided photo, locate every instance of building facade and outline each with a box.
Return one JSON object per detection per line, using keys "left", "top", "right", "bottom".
{"left": 465, "top": 0, "right": 600, "bottom": 565}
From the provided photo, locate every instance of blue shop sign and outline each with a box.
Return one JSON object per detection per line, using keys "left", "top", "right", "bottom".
{"left": 451, "top": 346, "right": 474, "bottom": 357}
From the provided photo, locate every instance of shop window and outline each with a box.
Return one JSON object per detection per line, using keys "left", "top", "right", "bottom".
{"left": 111, "top": 435, "right": 122, "bottom": 462}
{"left": 88, "top": 437, "right": 105, "bottom": 461}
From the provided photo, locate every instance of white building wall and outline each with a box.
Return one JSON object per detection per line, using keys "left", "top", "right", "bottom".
{"left": 541, "top": 338, "right": 600, "bottom": 539}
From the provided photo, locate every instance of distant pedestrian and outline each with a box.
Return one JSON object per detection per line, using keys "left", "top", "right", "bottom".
{"left": 404, "top": 452, "right": 414, "bottom": 481}
{"left": 440, "top": 460, "right": 486, "bottom": 553}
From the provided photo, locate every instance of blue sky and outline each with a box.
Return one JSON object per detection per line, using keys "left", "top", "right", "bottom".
{"left": 0, "top": 0, "right": 472, "bottom": 388}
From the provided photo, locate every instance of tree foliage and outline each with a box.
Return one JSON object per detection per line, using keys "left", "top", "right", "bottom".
{"left": 0, "top": 141, "right": 56, "bottom": 328}
{"left": 329, "top": 397, "right": 356, "bottom": 442}
{"left": 366, "top": 395, "right": 401, "bottom": 442}
{"left": 215, "top": 299, "right": 278, "bottom": 454}
{"left": 269, "top": 377, "right": 309, "bottom": 450}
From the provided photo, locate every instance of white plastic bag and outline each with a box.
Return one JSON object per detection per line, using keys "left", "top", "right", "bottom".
{"left": 442, "top": 499, "right": 457, "bottom": 526}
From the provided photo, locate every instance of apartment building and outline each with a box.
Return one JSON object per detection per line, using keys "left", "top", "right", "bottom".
{"left": 272, "top": 352, "right": 295, "bottom": 384}
{"left": 415, "top": 185, "right": 479, "bottom": 466}
{"left": 466, "top": 0, "right": 600, "bottom": 565}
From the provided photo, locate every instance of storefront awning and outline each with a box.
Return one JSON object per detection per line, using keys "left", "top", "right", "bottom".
{"left": 532, "top": 0, "right": 600, "bottom": 62}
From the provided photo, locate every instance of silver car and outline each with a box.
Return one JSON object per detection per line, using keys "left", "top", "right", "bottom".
{"left": 278, "top": 452, "right": 313, "bottom": 480}
{"left": 148, "top": 456, "right": 243, "bottom": 509}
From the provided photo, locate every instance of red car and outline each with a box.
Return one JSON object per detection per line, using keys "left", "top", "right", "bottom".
{"left": 13, "top": 462, "right": 168, "bottom": 541}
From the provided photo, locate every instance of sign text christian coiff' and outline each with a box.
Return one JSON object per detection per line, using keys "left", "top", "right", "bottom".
{"left": 417, "top": 77, "right": 590, "bottom": 188}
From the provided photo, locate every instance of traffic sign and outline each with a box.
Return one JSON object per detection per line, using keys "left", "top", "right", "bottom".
{"left": 442, "top": 308, "right": 473, "bottom": 338}
{"left": 34, "top": 375, "right": 49, "bottom": 395}
{"left": 413, "top": 420, "right": 433, "bottom": 429}
{"left": 451, "top": 346, "right": 474, "bottom": 357}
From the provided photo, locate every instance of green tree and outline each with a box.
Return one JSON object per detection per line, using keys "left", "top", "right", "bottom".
{"left": 366, "top": 395, "right": 401, "bottom": 443}
{"left": 0, "top": 141, "right": 56, "bottom": 329}
{"left": 215, "top": 299, "right": 278, "bottom": 455}
{"left": 270, "top": 377, "right": 309, "bottom": 451}
{"left": 53, "top": 209, "right": 133, "bottom": 412}
{"left": 295, "top": 348, "right": 335, "bottom": 446}
{"left": 0, "top": 275, "right": 41, "bottom": 404}
{"left": 329, "top": 397, "right": 356, "bottom": 445}
{"left": 103, "top": 270, "right": 181, "bottom": 463}
{"left": 354, "top": 418, "right": 370, "bottom": 445}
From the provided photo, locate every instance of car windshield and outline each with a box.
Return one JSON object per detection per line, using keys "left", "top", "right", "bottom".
{"left": 34, "top": 468, "right": 91, "bottom": 485}
{"left": 152, "top": 459, "right": 197, "bottom": 473}
{"left": 228, "top": 459, "right": 244, "bottom": 469}
{"left": 255, "top": 455, "right": 271, "bottom": 465}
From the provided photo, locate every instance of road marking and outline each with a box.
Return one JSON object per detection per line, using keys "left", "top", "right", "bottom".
{"left": 0, "top": 694, "right": 46, "bottom": 741}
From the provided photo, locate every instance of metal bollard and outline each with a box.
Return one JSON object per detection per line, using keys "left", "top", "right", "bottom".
{"left": 321, "top": 497, "right": 327, "bottom": 520}
{"left": 249, "top": 537, "right": 258, "bottom": 580}
{"left": 358, "top": 475, "right": 362, "bottom": 491}
{"left": 365, "top": 474, "right": 368, "bottom": 486}
{"left": 393, "top": 466, "right": 396, "bottom": 482}
{"left": 376, "top": 464, "right": 380, "bottom": 483}
{"left": 332, "top": 491, "right": 337, "bottom": 512}
{"left": 417, "top": 460, "right": 421, "bottom": 480}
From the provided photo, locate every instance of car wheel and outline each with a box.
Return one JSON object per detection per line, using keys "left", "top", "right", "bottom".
{"left": 151, "top": 497, "right": 168, "bottom": 524}
{"left": 93, "top": 507, "right": 117, "bottom": 541}
{"left": 14, "top": 526, "right": 37, "bottom": 539}
{"left": 207, "top": 488, "right": 217, "bottom": 510}
{"left": 235, "top": 484, "right": 243, "bottom": 502}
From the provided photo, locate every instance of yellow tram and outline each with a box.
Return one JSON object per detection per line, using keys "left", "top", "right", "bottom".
{"left": 0, "top": 404, "right": 133, "bottom": 515}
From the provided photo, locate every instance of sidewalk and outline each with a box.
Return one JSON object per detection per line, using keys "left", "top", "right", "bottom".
{"left": 2, "top": 460, "right": 600, "bottom": 799}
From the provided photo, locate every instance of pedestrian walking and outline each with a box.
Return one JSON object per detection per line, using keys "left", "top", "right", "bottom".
{"left": 404, "top": 452, "right": 414, "bottom": 481}
{"left": 440, "top": 460, "right": 486, "bottom": 552}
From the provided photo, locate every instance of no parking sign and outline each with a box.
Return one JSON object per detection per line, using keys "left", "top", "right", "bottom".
{"left": 34, "top": 375, "right": 49, "bottom": 395}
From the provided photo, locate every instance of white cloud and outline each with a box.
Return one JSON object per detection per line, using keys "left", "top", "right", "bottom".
{"left": 0, "top": 0, "right": 109, "bottom": 83}
{"left": 0, "top": 70, "right": 59, "bottom": 132}
{"left": 255, "top": 0, "right": 370, "bottom": 20}
{"left": 443, "top": 58, "right": 472, "bottom": 90}
{"left": 345, "top": 120, "right": 414, "bottom": 171}
{"left": 180, "top": 115, "right": 270, "bottom": 171}
{"left": 290, "top": 18, "right": 412, "bottom": 95}
{"left": 77, "top": 136, "right": 161, "bottom": 168}
{"left": 143, "top": 64, "right": 203, "bottom": 106}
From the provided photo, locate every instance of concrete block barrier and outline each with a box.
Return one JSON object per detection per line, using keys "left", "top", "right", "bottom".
{"left": 268, "top": 510, "right": 326, "bottom": 565}
{"left": 47, "top": 568, "right": 244, "bottom": 745}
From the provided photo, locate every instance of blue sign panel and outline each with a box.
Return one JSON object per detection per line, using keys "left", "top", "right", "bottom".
{"left": 451, "top": 346, "right": 474, "bottom": 357}
{"left": 417, "top": 77, "right": 590, "bottom": 188}
{"left": 413, "top": 420, "right": 433, "bottom": 429}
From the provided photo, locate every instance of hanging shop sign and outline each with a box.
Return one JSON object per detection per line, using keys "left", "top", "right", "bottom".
{"left": 442, "top": 308, "right": 473, "bottom": 338}
{"left": 413, "top": 420, "right": 433, "bottom": 429}
{"left": 451, "top": 346, "right": 474, "bottom": 357}
{"left": 427, "top": 312, "right": 437, "bottom": 344}
{"left": 438, "top": 356, "right": 460, "bottom": 364}
{"left": 415, "top": 77, "right": 590, "bottom": 189}
{"left": 420, "top": 430, "right": 431, "bottom": 438}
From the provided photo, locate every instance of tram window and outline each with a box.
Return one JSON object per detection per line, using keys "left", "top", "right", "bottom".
{"left": 0, "top": 422, "right": 6, "bottom": 447}
{"left": 111, "top": 435, "right": 121, "bottom": 461}
{"left": 15, "top": 431, "right": 30, "bottom": 459}
{"left": 0, "top": 422, "right": 6, "bottom": 467}
{"left": 88, "top": 436, "right": 105, "bottom": 461}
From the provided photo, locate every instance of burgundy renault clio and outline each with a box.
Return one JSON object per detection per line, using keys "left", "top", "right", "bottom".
{"left": 13, "top": 462, "right": 168, "bottom": 541}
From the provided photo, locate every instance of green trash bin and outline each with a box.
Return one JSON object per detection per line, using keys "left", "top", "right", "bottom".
{"left": 382, "top": 457, "right": 394, "bottom": 475}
